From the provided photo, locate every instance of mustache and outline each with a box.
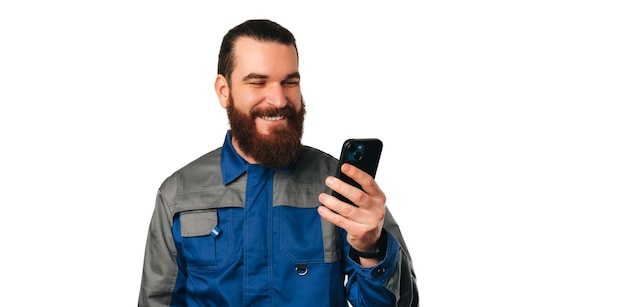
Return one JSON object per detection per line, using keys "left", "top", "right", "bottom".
{"left": 251, "top": 105, "right": 296, "bottom": 118}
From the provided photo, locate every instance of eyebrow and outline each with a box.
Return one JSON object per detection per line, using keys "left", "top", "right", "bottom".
{"left": 286, "top": 72, "right": 301, "bottom": 79}
{"left": 242, "top": 73, "right": 267, "bottom": 81}
{"left": 241, "top": 72, "right": 300, "bottom": 82}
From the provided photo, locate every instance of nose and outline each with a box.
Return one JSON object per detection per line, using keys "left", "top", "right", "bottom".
{"left": 265, "top": 83, "right": 288, "bottom": 108}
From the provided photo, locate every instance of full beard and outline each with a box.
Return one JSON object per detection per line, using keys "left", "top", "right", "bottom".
{"left": 227, "top": 97, "right": 306, "bottom": 168}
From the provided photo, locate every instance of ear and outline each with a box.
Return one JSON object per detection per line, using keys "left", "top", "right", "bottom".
{"left": 214, "top": 74, "right": 230, "bottom": 109}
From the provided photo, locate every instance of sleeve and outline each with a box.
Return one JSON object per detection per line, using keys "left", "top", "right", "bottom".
{"left": 138, "top": 189, "right": 183, "bottom": 307}
{"left": 344, "top": 207, "right": 419, "bottom": 307}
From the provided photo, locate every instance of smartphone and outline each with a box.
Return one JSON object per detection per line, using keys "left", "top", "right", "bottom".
{"left": 331, "top": 138, "right": 383, "bottom": 206}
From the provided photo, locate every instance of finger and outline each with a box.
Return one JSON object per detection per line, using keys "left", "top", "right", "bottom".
{"left": 318, "top": 197, "right": 380, "bottom": 251}
{"left": 339, "top": 164, "right": 385, "bottom": 202}
{"left": 325, "top": 175, "right": 368, "bottom": 207}
{"left": 318, "top": 191, "right": 358, "bottom": 219}
{"left": 317, "top": 194, "right": 358, "bottom": 231}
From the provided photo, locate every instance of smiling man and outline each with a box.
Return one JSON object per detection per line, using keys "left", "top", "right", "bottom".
{"left": 138, "top": 19, "right": 419, "bottom": 307}
{"left": 217, "top": 36, "right": 305, "bottom": 168}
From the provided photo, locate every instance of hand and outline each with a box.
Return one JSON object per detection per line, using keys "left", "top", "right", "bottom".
{"left": 318, "top": 163, "right": 386, "bottom": 256}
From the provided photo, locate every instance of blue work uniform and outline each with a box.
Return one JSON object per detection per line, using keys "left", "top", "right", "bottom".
{"left": 139, "top": 131, "right": 419, "bottom": 306}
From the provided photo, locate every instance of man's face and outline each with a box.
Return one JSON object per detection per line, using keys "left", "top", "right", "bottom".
{"left": 221, "top": 37, "right": 305, "bottom": 167}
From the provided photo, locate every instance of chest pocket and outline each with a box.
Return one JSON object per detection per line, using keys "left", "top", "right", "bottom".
{"left": 277, "top": 206, "right": 328, "bottom": 263}
{"left": 178, "top": 209, "right": 235, "bottom": 270}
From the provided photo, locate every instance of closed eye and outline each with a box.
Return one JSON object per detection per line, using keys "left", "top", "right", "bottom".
{"left": 282, "top": 79, "right": 299, "bottom": 87}
{"left": 242, "top": 73, "right": 268, "bottom": 87}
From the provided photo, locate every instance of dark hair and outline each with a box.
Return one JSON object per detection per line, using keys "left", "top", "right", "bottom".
{"left": 218, "top": 19, "right": 298, "bottom": 84}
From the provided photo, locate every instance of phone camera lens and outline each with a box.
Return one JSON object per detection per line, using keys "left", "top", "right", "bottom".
{"left": 353, "top": 152, "right": 363, "bottom": 161}
{"left": 347, "top": 143, "right": 357, "bottom": 152}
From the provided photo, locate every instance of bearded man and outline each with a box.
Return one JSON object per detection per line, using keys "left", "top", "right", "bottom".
{"left": 139, "top": 19, "right": 419, "bottom": 307}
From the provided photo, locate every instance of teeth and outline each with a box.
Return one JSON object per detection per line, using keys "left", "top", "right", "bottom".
{"left": 262, "top": 116, "right": 284, "bottom": 121}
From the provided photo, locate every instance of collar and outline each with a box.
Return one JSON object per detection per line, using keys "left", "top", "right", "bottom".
{"left": 221, "top": 131, "right": 248, "bottom": 185}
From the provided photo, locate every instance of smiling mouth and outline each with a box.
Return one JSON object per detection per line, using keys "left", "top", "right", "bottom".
{"left": 261, "top": 116, "right": 285, "bottom": 121}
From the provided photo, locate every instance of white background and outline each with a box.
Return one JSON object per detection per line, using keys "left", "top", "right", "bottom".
{"left": 1, "top": 1, "right": 625, "bottom": 306}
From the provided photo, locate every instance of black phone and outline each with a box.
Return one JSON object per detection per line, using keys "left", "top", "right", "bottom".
{"left": 331, "top": 138, "right": 383, "bottom": 206}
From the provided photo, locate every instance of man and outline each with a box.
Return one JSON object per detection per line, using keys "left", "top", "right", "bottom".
{"left": 139, "top": 19, "right": 419, "bottom": 307}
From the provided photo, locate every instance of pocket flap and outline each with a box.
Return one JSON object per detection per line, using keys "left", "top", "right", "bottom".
{"left": 180, "top": 210, "right": 218, "bottom": 237}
